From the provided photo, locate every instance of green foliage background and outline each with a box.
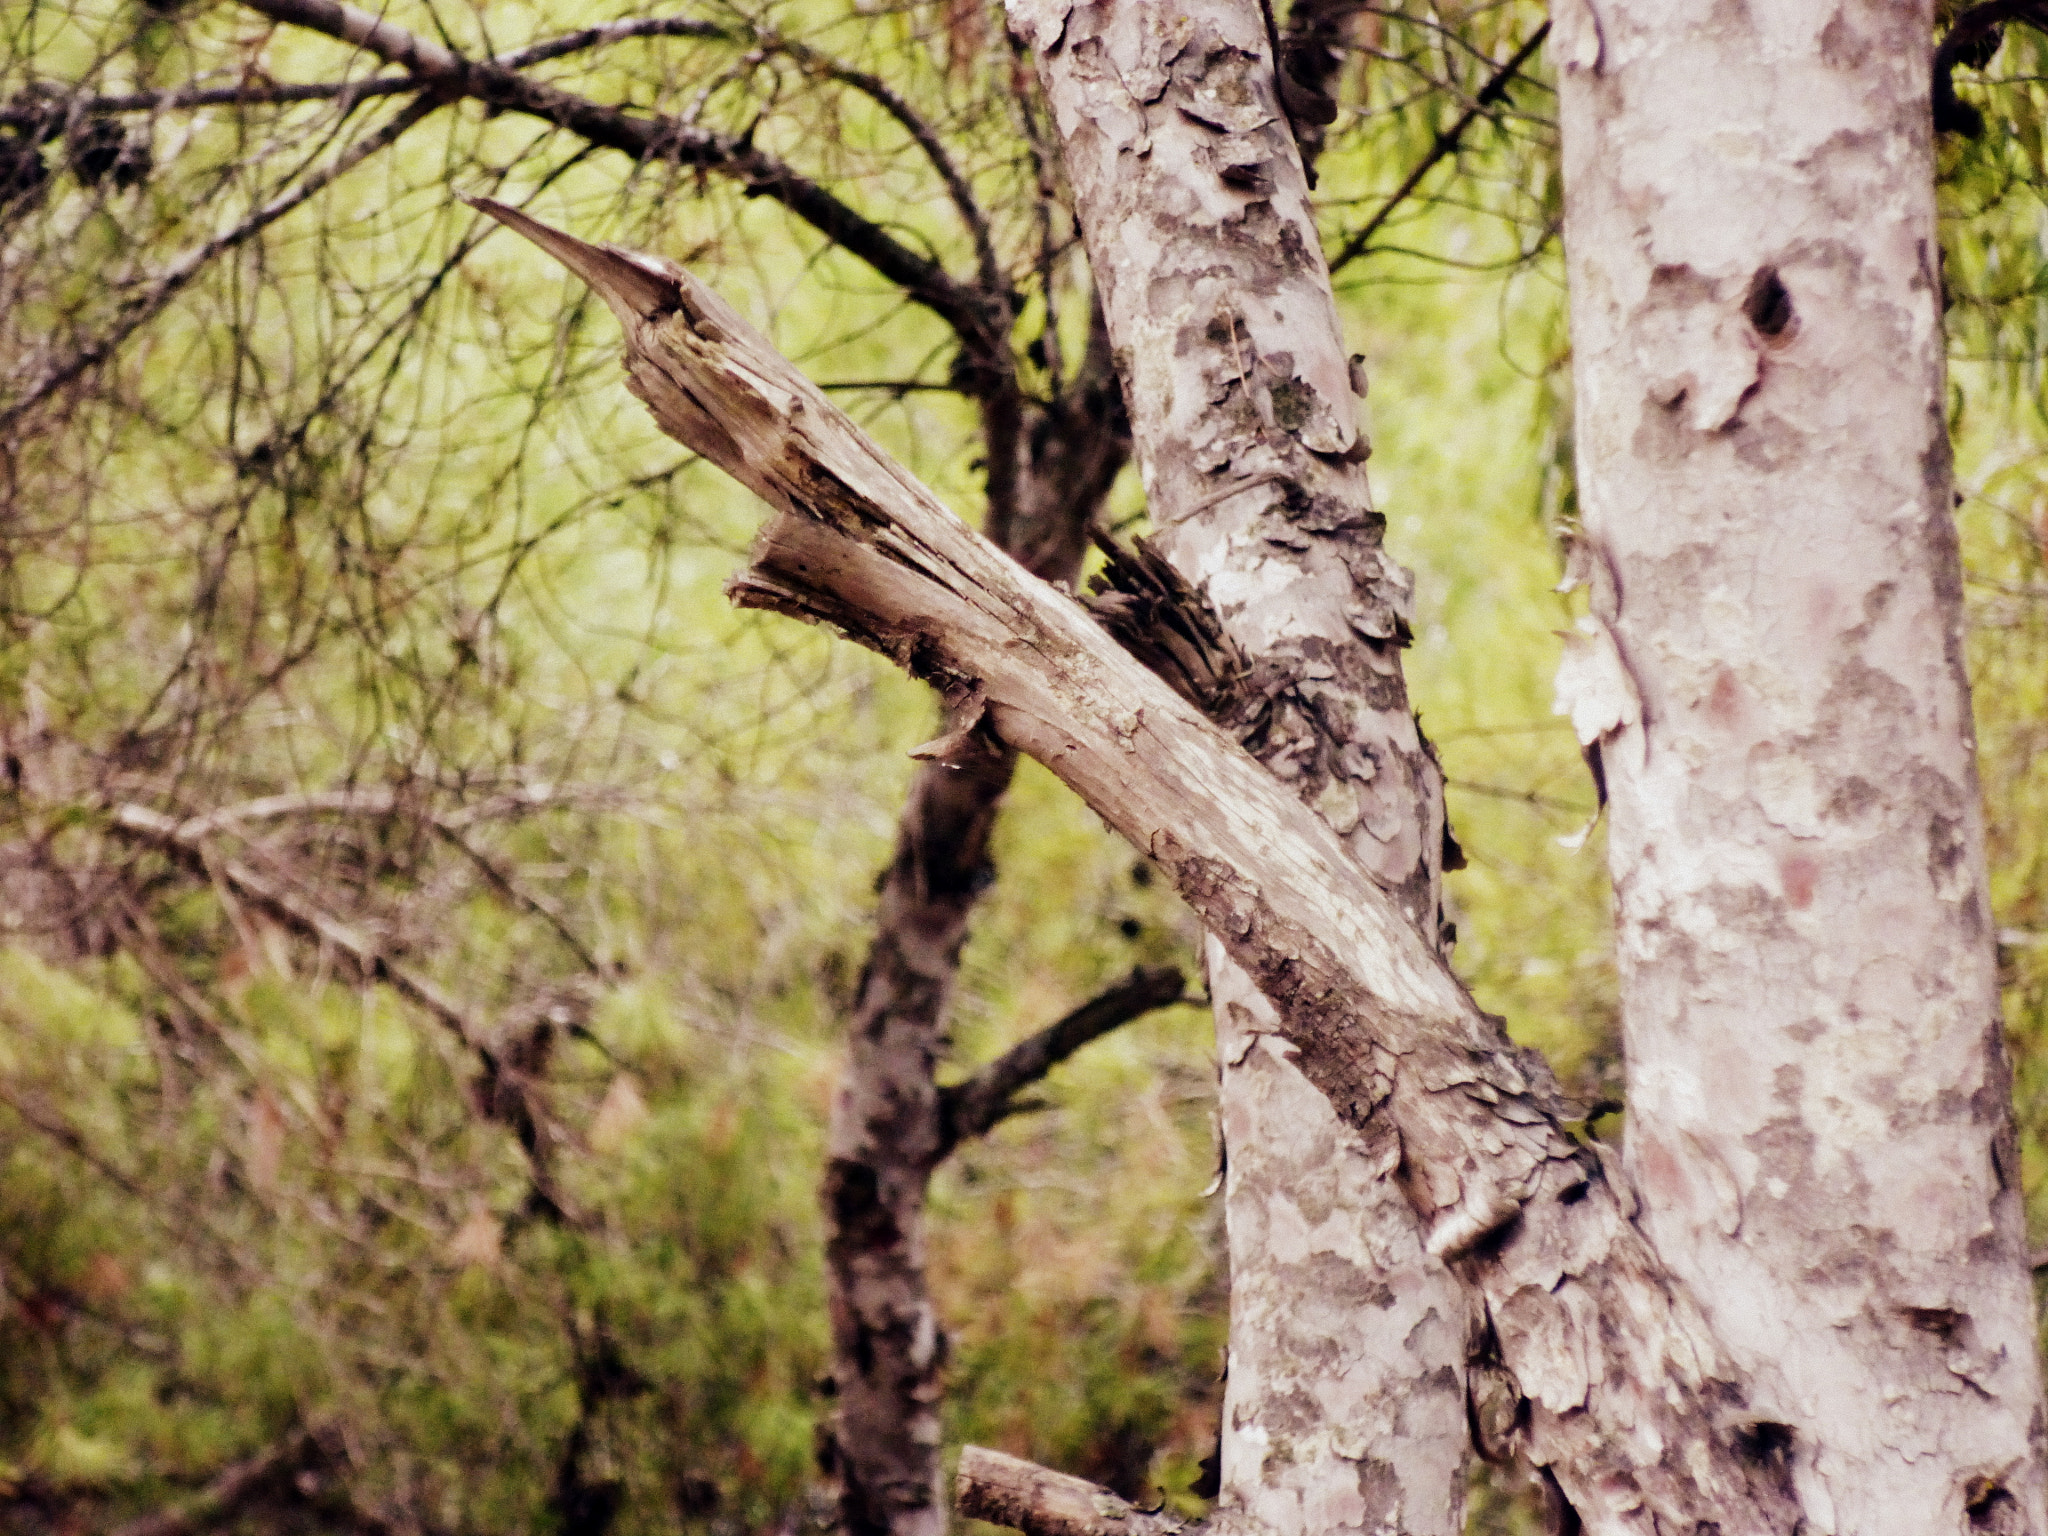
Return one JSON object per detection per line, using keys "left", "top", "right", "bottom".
{"left": 1, "top": 4, "right": 2045, "bottom": 1534}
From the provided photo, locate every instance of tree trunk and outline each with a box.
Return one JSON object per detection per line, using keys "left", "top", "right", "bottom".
{"left": 1552, "top": 3, "right": 2047, "bottom": 1531}
{"left": 1010, "top": 5, "right": 1468, "bottom": 1532}
{"left": 821, "top": 317, "right": 1130, "bottom": 1536}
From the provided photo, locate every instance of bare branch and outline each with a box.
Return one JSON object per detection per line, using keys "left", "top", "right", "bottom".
{"left": 107, "top": 804, "right": 483, "bottom": 1051}
{"left": 955, "top": 1447, "right": 1186, "bottom": 1536}
{"left": 491, "top": 17, "right": 728, "bottom": 70}
{"left": 103, "top": 802, "right": 590, "bottom": 1221}
{"left": 760, "top": 32, "right": 1008, "bottom": 298}
{"left": 0, "top": 75, "right": 427, "bottom": 125}
{"left": 0, "top": 92, "right": 444, "bottom": 432}
{"left": 232, "top": 0, "right": 1003, "bottom": 353}
{"left": 108, "top": 1431, "right": 323, "bottom": 1536}
{"left": 937, "top": 965, "right": 1185, "bottom": 1156}
{"left": 1328, "top": 21, "right": 1550, "bottom": 271}
{"left": 0, "top": 1082, "right": 147, "bottom": 1198}
{"left": 150, "top": 781, "right": 637, "bottom": 837}
{"left": 430, "top": 820, "right": 606, "bottom": 977}
{"left": 117, "top": 785, "right": 609, "bottom": 975}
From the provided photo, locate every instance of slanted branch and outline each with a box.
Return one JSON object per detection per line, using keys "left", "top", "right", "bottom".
{"left": 461, "top": 196, "right": 1802, "bottom": 1535}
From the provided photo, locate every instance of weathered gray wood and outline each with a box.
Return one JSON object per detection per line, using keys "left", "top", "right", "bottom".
{"left": 1554, "top": 4, "right": 2048, "bottom": 1531}
{"left": 463, "top": 194, "right": 1802, "bottom": 1534}
{"left": 955, "top": 1447, "right": 1185, "bottom": 1536}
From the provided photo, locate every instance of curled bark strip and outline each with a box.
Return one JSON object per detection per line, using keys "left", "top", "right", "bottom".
{"left": 463, "top": 197, "right": 1803, "bottom": 1534}
{"left": 955, "top": 1447, "right": 1185, "bottom": 1536}
{"left": 1082, "top": 536, "right": 1251, "bottom": 725}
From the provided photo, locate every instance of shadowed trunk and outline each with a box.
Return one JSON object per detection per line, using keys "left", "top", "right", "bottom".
{"left": 819, "top": 311, "right": 1134, "bottom": 1536}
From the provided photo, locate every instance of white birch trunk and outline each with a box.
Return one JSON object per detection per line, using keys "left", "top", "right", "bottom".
{"left": 1553, "top": 4, "right": 2047, "bottom": 1531}
{"left": 1003, "top": 5, "right": 1468, "bottom": 1530}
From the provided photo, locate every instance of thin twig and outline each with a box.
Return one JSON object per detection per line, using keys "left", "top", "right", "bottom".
{"left": 430, "top": 820, "right": 606, "bottom": 977}
{"left": 491, "top": 16, "right": 727, "bottom": 70}
{"left": 1445, "top": 776, "right": 1589, "bottom": 815}
{"left": 760, "top": 31, "right": 1008, "bottom": 301}
{"left": 1328, "top": 22, "right": 1549, "bottom": 272}
{"left": 231, "top": 0, "right": 998, "bottom": 349}
{"left": 1, "top": 93, "right": 443, "bottom": 431}
{"left": 0, "top": 75, "right": 427, "bottom": 126}
{"left": 0, "top": 1082, "right": 147, "bottom": 1197}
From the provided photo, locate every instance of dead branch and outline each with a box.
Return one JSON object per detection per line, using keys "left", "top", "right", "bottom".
{"left": 954, "top": 1447, "right": 1185, "bottom": 1536}
{"left": 462, "top": 196, "right": 1801, "bottom": 1533}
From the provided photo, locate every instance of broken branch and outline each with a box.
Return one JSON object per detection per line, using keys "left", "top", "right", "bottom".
{"left": 460, "top": 197, "right": 1801, "bottom": 1533}
{"left": 955, "top": 1447, "right": 1184, "bottom": 1536}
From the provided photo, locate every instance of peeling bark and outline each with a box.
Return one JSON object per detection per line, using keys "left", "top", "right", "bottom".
{"left": 1554, "top": 5, "right": 2048, "bottom": 1532}
{"left": 820, "top": 312, "right": 1134, "bottom": 1536}
{"left": 460, "top": 193, "right": 1804, "bottom": 1533}
{"left": 1009, "top": 6, "right": 1467, "bottom": 1532}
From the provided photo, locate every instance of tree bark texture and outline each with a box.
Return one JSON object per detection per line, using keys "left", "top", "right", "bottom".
{"left": 1009, "top": 5, "right": 1467, "bottom": 1532}
{"left": 1552, "top": 4, "right": 2047, "bottom": 1532}
{"left": 461, "top": 193, "right": 1804, "bottom": 1532}
{"left": 821, "top": 316, "right": 1128, "bottom": 1536}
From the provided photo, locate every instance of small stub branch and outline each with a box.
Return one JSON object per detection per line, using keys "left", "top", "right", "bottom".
{"left": 955, "top": 1447, "right": 1185, "bottom": 1536}
{"left": 461, "top": 196, "right": 1803, "bottom": 1534}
